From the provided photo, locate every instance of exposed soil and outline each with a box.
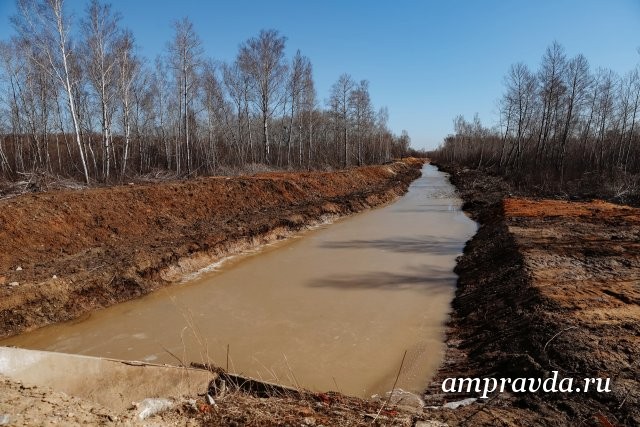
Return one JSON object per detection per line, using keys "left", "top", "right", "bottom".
{"left": 426, "top": 163, "right": 640, "bottom": 426}
{"left": 0, "top": 375, "right": 126, "bottom": 426}
{"left": 0, "top": 372, "right": 482, "bottom": 427}
{"left": 3, "top": 159, "right": 638, "bottom": 426}
{"left": 0, "top": 160, "right": 422, "bottom": 339}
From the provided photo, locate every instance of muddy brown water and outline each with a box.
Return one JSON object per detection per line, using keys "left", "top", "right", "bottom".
{"left": 2, "top": 164, "right": 476, "bottom": 398}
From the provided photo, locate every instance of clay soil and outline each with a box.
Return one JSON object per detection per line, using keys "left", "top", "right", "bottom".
{"left": 426, "top": 164, "right": 640, "bottom": 426}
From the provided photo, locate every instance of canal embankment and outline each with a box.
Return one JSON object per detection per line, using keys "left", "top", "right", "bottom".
{"left": 425, "top": 162, "right": 640, "bottom": 426}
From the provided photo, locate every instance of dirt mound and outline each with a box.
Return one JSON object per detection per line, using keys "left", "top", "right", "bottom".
{"left": 0, "top": 161, "right": 422, "bottom": 339}
{"left": 428, "top": 163, "right": 640, "bottom": 426}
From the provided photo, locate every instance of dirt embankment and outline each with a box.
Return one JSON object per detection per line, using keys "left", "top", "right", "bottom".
{"left": 0, "top": 160, "right": 422, "bottom": 339}
{"left": 427, "top": 163, "right": 640, "bottom": 426}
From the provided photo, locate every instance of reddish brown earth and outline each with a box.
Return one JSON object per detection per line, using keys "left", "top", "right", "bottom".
{"left": 0, "top": 160, "right": 422, "bottom": 339}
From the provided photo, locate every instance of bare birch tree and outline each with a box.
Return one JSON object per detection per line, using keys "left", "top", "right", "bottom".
{"left": 329, "top": 73, "right": 355, "bottom": 167}
{"left": 349, "top": 80, "right": 374, "bottom": 166}
{"left": 115, "top": 30, "right": 138, "bottom": 177}
{"left": 558, "top": 54, "right": 590, "bottom": 182}
{"left": 238, "top": 29, "right": 287, "bottom": 164}
{"left": 81, "top": 0, "right": 121, "bottom": 180}
{"left": 501, "top": 62, "right": 537, "bottom": 168}
{"left": 286, "top": 50, "right": 311, "bottom": 168}
{"left": 167, "top": 17, "right": 202, "bottom": 175}
{"left": 14, "top": 0, "right": 90, "bottom": 183}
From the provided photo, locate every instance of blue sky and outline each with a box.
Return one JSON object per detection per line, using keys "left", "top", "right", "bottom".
{"left": 1, "top": 0, "right": 639, "bottom": 149}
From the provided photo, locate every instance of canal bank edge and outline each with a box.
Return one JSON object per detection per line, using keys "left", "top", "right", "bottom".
{"left": 0, "top": 159, "right": 423, "bottom": 339}
{"left": 426, "top": 162, "right": 640, "bottom": 426}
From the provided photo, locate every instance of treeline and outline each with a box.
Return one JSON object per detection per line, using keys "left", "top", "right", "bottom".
{"left": 0, "top": 0, "right": 411, "bottom": 184}
{"left": 433, "top": 42, "right": 640, "bottom": 199}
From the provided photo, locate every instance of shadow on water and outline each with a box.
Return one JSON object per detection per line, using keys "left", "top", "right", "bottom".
{"left": 308, "top": 265, "right": 456, "bottom": 292}
{"left": 394, "top": 208, "right": 459, "bottom": 213}
{"left": 320, "top": 235, "right": 464, "bottom": 255}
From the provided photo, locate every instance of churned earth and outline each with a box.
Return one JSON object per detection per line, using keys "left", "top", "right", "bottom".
{"left": 427, "top": 164, "right": 640, "bottom": 426}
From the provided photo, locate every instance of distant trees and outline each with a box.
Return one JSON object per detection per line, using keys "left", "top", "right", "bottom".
{"left": 0, "top": 0, "right": 411, "bottom": 184}
{"left": 435, "top": 42, "right": 640, "bottom": 198}
{"left": 325, "top": 74, "right": 400, "bottom": 168}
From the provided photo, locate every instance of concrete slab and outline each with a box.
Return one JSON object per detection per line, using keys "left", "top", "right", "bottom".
{"left": 0, "top": 346, "right": 214, "bottom": 411}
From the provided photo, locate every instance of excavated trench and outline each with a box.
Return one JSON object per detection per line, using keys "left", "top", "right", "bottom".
{"left": 1, "top": 163, "right": 476, "bottom": 398}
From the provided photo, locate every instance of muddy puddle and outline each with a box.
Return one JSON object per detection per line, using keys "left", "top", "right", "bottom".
{"left": 2, "top": 164, "right": 476, "bottom": 398}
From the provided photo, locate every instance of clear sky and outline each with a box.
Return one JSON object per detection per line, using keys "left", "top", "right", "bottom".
{"left": 1, "top": 0, "right": 639, "bottom": 149}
